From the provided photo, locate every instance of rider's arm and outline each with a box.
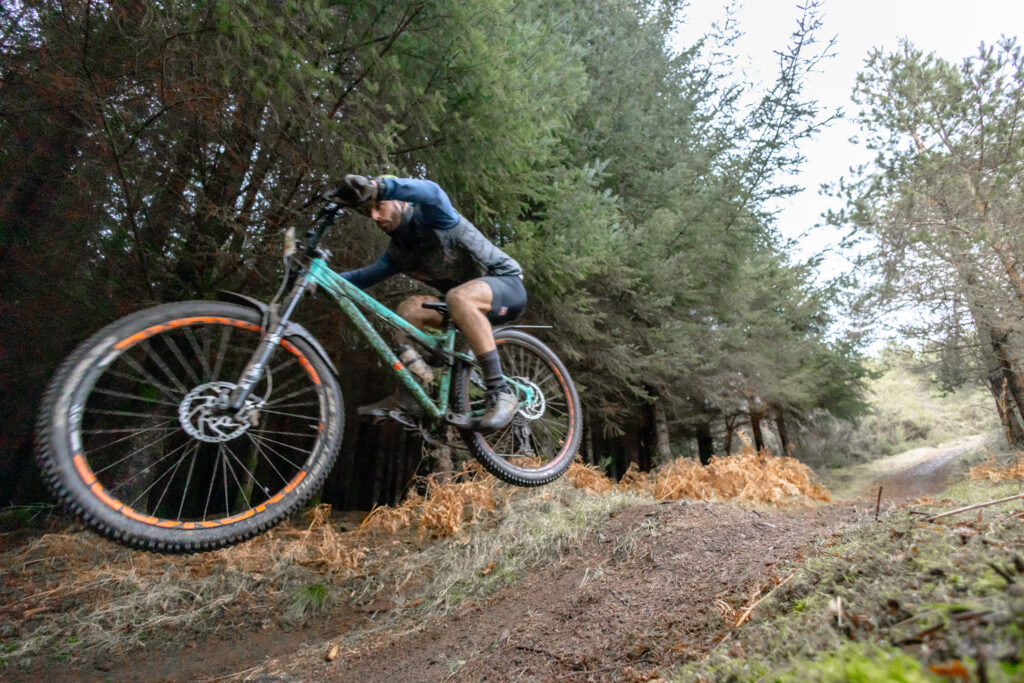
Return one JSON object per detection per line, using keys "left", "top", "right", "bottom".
{"left": 376, "top": 177, "right": 460, "bottom": 230}
{"left": 340, "top": 252, "right": 398, "bottom": 290}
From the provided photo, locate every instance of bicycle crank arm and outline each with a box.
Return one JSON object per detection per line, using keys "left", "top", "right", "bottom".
{"left": 444, "top": 411, "right": 477, "bottom": 429}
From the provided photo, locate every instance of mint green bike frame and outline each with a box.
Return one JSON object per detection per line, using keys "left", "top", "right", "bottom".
{"left": 304, "top": 257, "right": 470, "bottom": 420}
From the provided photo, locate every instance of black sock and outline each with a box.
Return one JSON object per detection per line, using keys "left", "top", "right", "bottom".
{"left": 478, "top": 350, "right": 506, "bottom": 392}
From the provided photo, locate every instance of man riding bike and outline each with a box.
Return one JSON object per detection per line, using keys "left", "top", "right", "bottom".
{"left": 329, "top": 174, "right": 526, "bottom": 433}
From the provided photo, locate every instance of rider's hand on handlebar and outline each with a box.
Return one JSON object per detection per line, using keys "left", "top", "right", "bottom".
{"left": 326, "top": 174, "right": 379, "bottom": 211}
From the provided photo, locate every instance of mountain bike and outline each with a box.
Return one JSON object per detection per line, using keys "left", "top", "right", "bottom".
{"left": 35, "top": 203, "right": 582, "bottom": 553}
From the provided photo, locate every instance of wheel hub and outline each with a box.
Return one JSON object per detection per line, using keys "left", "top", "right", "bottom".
{"left": 511, "top": 377, "right": 545, "bottom": 420}
{"left": 178, "top": 381, "right": 262, "bottom": 443}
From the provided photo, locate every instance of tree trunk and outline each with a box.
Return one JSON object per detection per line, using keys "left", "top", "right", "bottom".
{"left": 433, "top": 444, "right": 454, "bottom": 482}
{"left": 749, "top": 412, "right": 765, "bottom": 453}
{"left": 723, "top": 415, "right": 736, "bottom": 456}
{"left": 696, "top": 422, "right": 714, "bottom": 466}
{"left": 775, "top": 412, "right": 790, "bottom": 456}
{"left": 991, "top": 329, "right": 1024, "bottom": 425}
{"left": 988, "top": 373, "right": 1024, "bottom": 447}
{"left": 651, "top": 398, "right": 672, "bottom": 467}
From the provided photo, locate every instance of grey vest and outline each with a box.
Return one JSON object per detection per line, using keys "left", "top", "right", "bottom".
{"left": 386, "top": 209, "right": 522, "bottom": 293}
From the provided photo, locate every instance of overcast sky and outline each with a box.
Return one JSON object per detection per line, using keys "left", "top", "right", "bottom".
{"left": 673, "top": 0, "right": 1024, "bottom": 282}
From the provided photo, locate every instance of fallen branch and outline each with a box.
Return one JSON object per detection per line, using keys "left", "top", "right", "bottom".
{"left": 735, "top": 572, "right": 795, "bottom": 628}
{"left": 926, "top": 493, "right": 1024, "bottom": 522}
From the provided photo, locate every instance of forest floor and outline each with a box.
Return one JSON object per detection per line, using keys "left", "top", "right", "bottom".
{"left": 3, "top": 433, "right": 1022, "bottom": 682}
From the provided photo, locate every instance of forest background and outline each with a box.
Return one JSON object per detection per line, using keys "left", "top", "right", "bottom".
{"left": 2, "top": 0, "right": 1022, "bottom": 511}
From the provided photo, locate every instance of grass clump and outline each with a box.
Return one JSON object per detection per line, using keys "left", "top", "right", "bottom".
{"left": 347, "top": 480, "right": 652, "bottom": 618}
{"left": 287, "top": 583, "right": 332, "bottom": 619}
{"left": 672, "top": 476, "right": 1024, "bottom": 682}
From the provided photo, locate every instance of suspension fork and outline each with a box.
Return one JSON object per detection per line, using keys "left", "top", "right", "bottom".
{"left": 227, "top": 273, "right": 314, "bottom": 413}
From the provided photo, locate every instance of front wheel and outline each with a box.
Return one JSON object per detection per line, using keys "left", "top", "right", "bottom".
{"left": 453, "top": 330, "right": 582, "bottom": 486}
{"left": 35, "top": 301, "right": 344, "bottom": 553}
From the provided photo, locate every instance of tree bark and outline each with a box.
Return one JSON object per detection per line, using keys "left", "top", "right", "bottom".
{"left": 991, "top": 329, "right": 1024, "bottom": 426}
{"left": 775, "top": 412, "right": 790, "bottom": 456}
{"left": 651, "top": 398, "right": 672, "bottom": 467}
{"left": 749, "top": 412, "right": 765, "bottom": 453}
{"left": 988, "top": 373, "right": 1024, "bottom": 447}
{"left": 433, "top": 444, "right": 454, "bottom": 482}
{"left": 723, "top": 415, "right": 736, "bottom": 456}
{"left": 696, "top": 422, "right": 714, "bottom": 466}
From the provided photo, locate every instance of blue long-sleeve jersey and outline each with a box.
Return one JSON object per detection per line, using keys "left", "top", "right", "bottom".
{"left": 340, "top": 178, "right": 522, "bottom": 294}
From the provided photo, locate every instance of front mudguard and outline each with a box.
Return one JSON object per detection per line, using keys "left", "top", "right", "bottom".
{"left": 217, "top": 291, "right": 338, "bottom": 376}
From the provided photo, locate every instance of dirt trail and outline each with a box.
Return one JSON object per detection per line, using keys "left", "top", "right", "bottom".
{"left": 15, "top": 440, "right": 980, "bottom": 682}
{"left": 856, "top": 434, "right": 985, "bottom": 501}
{"left": 294, "top": 503, "right": 849, "bottom": 682}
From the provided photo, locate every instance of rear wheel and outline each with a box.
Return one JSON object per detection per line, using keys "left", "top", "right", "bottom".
{"left": 453, "top": 330, "right": 581, "bottom": 486}
{"left": 36, "top": 301, "right": 343, "bottom": 553}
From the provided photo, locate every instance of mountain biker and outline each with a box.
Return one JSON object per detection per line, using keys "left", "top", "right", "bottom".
{"left": 328, "top": 174, "right": 526, "bottom": 433}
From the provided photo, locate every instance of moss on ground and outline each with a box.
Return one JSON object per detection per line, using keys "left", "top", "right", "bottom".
{"left": 674, "top": 475, "right": 1024, "bottom": 682}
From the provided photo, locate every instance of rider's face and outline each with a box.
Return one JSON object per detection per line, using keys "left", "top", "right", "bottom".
{"left": 368, "top": 200, "right": 404, "bottom": 233}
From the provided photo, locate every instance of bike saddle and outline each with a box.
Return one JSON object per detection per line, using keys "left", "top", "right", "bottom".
{"left": 421, "top": 300, "right": 450, "bottom": 326}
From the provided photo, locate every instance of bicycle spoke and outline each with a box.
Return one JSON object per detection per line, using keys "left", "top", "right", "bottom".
{"left": 264, "top": 384, "right": 316, "bottom": 407}
{"left": 258, "top": 408, "right": 321, "bottom": 420}
{"left": 246, "top": 432, "right": 306, "bottom": 469}
{"left": 88, "top": 408, "right": 178, "bottom": 420}
{"left": 91, "top": 386, "right": 180, "bottom": 407}
{"left": 203, "top": 447, "right": 220, "bottom": 521}
{"left": 224, "top": 441, "right": 265, "bottom": 505}
{"left": 183, "top": 326, "right": 213, "bottom": 382}
{"left": 153, "top": 440, "right": 199, "bottom": 515}
{"left": 113, "top": 360, "right": 183, "bottom": 401}
{"left": 124, "top": 438, "right": 195, "bottom": 509}
{"left": 243, "top": 433, "right": 294, "bottom": 486}
{"left": 248, "top": 427, "right": 319, "bottom": 439}
{"left": 82, "top": 425, "right": 179, "bottom": 435}
{"left": 221, "top": 444, "right": 231, "bottom": 518}
{"left": 108, "top": 438, "right": 193, "bottom": 498}
{"left": 221, "top": 444, "right": 254, "bottom": 510}
{"left": 140, "top": 340, "right": 189, "bottom": 394}
{"left": 176, "top": 449, "right": 199, "bottom": 521}
{"left": 265, "top": 400, "right": 320, "bottom": 410}
{"left": 91, "top": 428, "right": 183, "bottom": 475}
{"left": 211, "top": 326, "right": 233, "bottom": 382}
{"left": 164, "top": 335, "right": 203, "bottom": 386}
{"left": 84, "top": 417, "right": 179, "bottom": 454}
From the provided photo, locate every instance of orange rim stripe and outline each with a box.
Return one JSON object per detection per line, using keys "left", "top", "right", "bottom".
{"left": 91, "top": 483, "right": 122, "bottom": 511}
{"left": 284, "top": 471, "right": 307, "bottom": 493}
{"left": 221, "top": 509, "right": 256, "bottom": 525}
{"left": 280, "top": 339, "right": 321, "bottom": 385}
{"left": 114, "top": 317, "right": 260, "bottom": 350}
{"left": 121, "top": 505, "right": 159, "bottom": 525}
{"left": 73, "top": 454, "right": 97, "bottom": 486}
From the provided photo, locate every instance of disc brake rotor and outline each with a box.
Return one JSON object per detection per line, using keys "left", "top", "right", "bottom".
{"left": 510, "top": 377, "right": 546, "bottom": 420}
{"left": 178, "top": 381, "right": 262, "bottom": 443}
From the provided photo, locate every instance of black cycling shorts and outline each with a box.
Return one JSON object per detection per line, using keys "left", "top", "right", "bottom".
{"left": 479, "top": 274, "right": 527, "bottom": 324}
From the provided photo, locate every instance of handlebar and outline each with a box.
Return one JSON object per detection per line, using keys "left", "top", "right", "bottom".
{"left": 306, "top": 203, "right": 343, "bottom": 256}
